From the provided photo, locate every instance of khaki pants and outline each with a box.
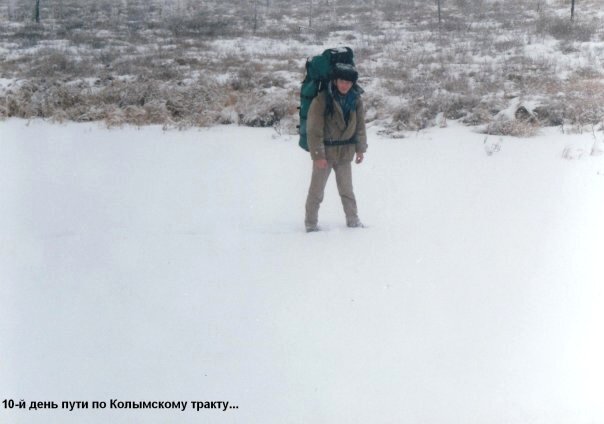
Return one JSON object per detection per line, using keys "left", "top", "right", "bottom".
{"left": 305, "top": 160, "right": 358, "bottom": 227}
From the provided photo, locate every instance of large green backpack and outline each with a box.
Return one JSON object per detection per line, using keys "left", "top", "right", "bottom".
{"left": 298, "top": 47, "right": 355, "bottom": 151}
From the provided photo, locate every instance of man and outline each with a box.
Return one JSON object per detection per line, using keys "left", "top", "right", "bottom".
{"left": 304, "top": 63, "right": 367, "bottom": 232}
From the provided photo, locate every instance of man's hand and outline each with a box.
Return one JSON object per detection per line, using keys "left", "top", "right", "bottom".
{"left": 355, "top": 152, "right": 364, "bottom": 164}
{"left": 314, "top": 159, "right": 328, "bottom": 169}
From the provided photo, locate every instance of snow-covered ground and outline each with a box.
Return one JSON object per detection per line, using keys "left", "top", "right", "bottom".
{"left": 1, "top": 119, "right": 603, "bottom": 424}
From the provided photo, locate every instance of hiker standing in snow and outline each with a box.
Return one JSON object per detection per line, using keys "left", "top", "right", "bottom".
{"left": 304, "top": 63, "right": 367, "bottom": 232}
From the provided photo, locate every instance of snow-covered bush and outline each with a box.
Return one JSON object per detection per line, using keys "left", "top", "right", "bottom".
{"left": 485, "top": 117, "right": 539, "bottom": 137}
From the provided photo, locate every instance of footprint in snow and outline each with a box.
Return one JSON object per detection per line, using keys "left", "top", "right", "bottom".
{"left": 484, "top": 137, "right": 502, "bottom": 156}
{"left": 562, "top": 146, "right": 586, "bottom": 160}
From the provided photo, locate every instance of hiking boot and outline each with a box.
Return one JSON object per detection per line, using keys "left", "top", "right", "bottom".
{"left": 305, "top": 224, "right": 320, "bottom": 233}
{"left": 347, "top": 219, "right": 364, "bottom": 228}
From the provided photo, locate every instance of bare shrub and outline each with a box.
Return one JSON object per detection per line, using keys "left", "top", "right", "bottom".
{"left": 12, "top": 23, "right": 44, "bottom": 48}
{"left": 151, "top": 63, "right": 182, "bottom": 81}
{"left": 166, "top": 14, "right": 238, "bottom": 38}
{"left": 27, "top": 50, "right": 94, "bottom": 78}
{"left": 463, "top": 107, "right": 493, "bottom": 126}
{"left": 533, "top": 103, "right": 565, "bottom": 126}
{"left": 65, "top": 30, "right": 110, "bottom": 49}
{"left": 104, "top": 106, "right": 126, "bottom": 128}
{"left": 388, "top": 99, "right": 439, "bottom": 132}
{"left": 0, "top": 101, "right": 8, "bottom": 119}
{"left": 485, "top": 118, "right": 539, "bottom": 137}
{"left": 122, "top": 105, "right": 148, "bottom": 126}
{"left": 4, "top": 81, "right": 41, "bottom": 118}
{"left": 537, "top": 14, "right": 597, "bottom": 41}
{"left": 441, "top": 94, "right": 480, "bottom": 120}
{"left": 537, "top": 79, "right": 604, "bottom": 129}
{"left": 493, "top": 36, "right": 525, "bottom": 53}
{"left": 258, "top": 74, "right": 287, "bottom": 89}
{"left": 361, "top": 94, "right": 386, "bottom": 122}
{"left": 69, "top": 105, "right": 105, "bottom": 122}
{"left": 237, "top": 91, "right": 296, "bottom": 128}
{"left": 38, "top": 83, "right": 87, "bottom": 119}
{"left": 143, "top": 100, "right": 170, "bottom": 124}
{"left": 228, "top": 69, "right": 257, "bottom": 92}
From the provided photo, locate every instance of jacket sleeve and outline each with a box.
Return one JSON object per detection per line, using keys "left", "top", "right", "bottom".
{"left": 354, "top": 96, "right": 368, "bottom": 154}
{"left": 306, "top": 94, "right": 326, "bottom": 160}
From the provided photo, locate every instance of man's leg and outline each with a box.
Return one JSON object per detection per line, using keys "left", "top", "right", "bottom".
{"left": 305, "top": 163, "right": 332, "bottom": 230}
{"left": 333, "top": 161, "right": 359, "bottom": 226}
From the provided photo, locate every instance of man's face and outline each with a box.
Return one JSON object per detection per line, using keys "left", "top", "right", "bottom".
{"left": 335, "top": 78, "right": 353, "bottom": 95}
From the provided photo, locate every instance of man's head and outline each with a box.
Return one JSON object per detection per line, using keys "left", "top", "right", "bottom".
{"left": 333, "top": 63, "right": 358, "bottom": 83}
{"left": 332, "top": 63, "right": 358, "bottom": 95}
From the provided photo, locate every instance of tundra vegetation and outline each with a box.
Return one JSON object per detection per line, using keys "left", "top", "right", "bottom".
{"left": 0, "top": 0, "right": 603, "bottom": 136}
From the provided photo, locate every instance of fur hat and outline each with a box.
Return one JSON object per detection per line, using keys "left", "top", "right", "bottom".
{"left": 332, "top": 63, "right": 358, "bottom": 82}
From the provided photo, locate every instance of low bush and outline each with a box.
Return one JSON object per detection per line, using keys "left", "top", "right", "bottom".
{"left": 536, "top": 14, "right": 598, "bottom": 42}
{"left": 484, "top": 117, "right": 539, "bottom": 137}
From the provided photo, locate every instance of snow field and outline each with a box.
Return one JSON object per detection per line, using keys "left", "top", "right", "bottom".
{"left": 0, "top": 120, "right": 603, "bottom": 424}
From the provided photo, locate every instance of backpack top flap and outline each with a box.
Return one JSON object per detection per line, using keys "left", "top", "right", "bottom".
{"left": 307, "top": 47, "right": 355, "bottom": 82}
{"left": 326, "top": 47, "right": 354, "bottom": 64}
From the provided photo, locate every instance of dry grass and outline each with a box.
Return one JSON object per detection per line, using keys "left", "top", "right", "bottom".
{"left": 1, "top": 0, "right": 603, "bottom": 135}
